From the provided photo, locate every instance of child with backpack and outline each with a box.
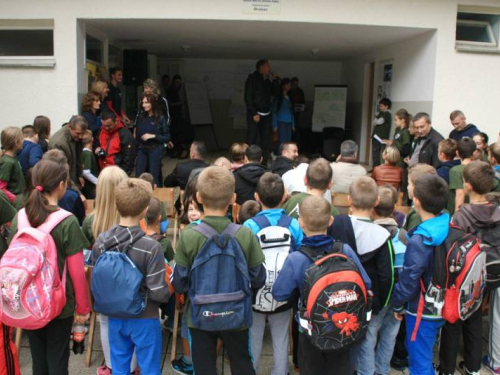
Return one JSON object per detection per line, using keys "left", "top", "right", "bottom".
{"left": 436, "top": 139, "right": 459, "bottom": 185}
{"left": 373, "top": 184, "right": 409, "bottom": 372}
{"left": 272, "top": 195, "right": 372, "bottom": 375}
{"left": 0, "top": 127, "right": 25, "bottom": 203}
{"left": 145, "top": 197, "right": 174, "bottom": 261}
{"left": 242, "top": 172, "right": 302, "bottom": 374}
{"left": 328, "top": 176, "right": 395, "bottom": 375}
{"left": 284, "top": 158, "right": 340, "bottom": 219}
{"left": 448, "top": 137, "right": 476, "bottom": 214}
{"left": 91, "top": 178, "right": 170, "bottom": 375}
{"left": 1, "top": 159, "right": 90, "bottom": 374}
{"left": 438, "top": 161, "right": 500, "bottom": 375}
{"left": 172, "top": 166, "right": 266, "bottom": 375}
{"left": 391, "top": 174, "right": 451, "bottom": 375}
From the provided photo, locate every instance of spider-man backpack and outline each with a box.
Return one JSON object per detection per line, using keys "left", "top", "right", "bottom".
{"left": 299, "top": 243, "right": 372, "bottom": 352}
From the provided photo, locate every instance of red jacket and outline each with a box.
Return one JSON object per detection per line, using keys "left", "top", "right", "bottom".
{"left": 98, "top": 122, "right": 135, "bottom": 175}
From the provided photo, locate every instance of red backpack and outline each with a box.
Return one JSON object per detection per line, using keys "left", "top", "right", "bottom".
{"left": 299, "top": 243, "right": 371, "bottom": 352}
{"left": 411, "top": 225, "right": 486, "bottom": 341}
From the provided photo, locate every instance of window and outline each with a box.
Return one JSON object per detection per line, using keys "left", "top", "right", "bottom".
{"left": 86, "top": 34, "right": 104, "bottom": 64}
{"left": 0, "top": 29, "right": 53, "bottom": 56}
{"left": 456, "top": 10, "right": 500, "bottom": 52}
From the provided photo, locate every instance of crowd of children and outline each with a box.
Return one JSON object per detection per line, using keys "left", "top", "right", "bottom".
{"left": 0, "top": 108, "right": 499, "bottom": 375}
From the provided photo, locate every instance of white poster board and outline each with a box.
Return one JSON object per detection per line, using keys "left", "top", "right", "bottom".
{"left": 185, "top": 82, "right": 213, "bottom": 125}
{"left": 311, "top": 85, "right": 347, "bottom": 132}
{"left": 242, "top": 0, "right": 281, "bottom": 14}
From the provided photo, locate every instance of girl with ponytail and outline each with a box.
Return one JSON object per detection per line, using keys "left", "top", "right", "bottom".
{"left": 7, "top": 159, "right": 90, "bottom": 374}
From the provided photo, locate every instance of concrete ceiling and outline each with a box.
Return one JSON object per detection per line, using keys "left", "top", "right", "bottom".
{"left": 86, "top": 19, "right": 432, "bottom": 61}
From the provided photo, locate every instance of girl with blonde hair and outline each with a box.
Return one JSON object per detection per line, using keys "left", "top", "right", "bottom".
{"left": 80, "top": 166, "right": 138, "bottom": 375}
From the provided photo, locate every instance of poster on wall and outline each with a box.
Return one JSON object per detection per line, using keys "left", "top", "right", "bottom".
{"left": 374, "top": 59, "right": 393, "bottom": 115}
{"left": 242, "top": 0, "right": 281, "bottom": 14}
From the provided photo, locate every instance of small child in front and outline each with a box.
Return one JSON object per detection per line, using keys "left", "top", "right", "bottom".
{"left": 391, "top": 174, "right": 450, "bottom": 375}
{"left": 172, "top": 167, "right": 266, "bottom": 375}
{"left": 92, "top": 179, "right": 170, "bottom": 375}
{"left": 272, "top": 195, "right": 371, "bottom": 375}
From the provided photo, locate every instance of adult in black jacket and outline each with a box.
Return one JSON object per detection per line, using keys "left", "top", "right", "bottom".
{"left": 234, "top": 145, "right": 268, "bottom": 205}
{"left": 164, "top": 141, "right": 209, "bottom": 190}
{"left": 271, "top": 142, "right": 298, "bottom": 176}
{"left": 408, "top": 112, "right": 444, "bottom": 168}
{"left": 244, "top": 59, "right": 281, "bottom": 163}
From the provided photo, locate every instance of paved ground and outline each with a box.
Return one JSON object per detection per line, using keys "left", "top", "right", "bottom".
{"left": 17, "top": 154, "right": 493, "bottom": 374}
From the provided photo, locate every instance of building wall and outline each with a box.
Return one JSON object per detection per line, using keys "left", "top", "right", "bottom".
{"left": 1, "top": 0, "right": 500, "bottom": 147}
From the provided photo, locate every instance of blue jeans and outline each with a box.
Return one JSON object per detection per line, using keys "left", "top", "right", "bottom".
{"left": 405, "top": 314, "right": 444, "bottom": 375}
{"left": 275, "top": 121, "right": 293, "bottom": 155}
{"left": 356, "top": 306, "right": 401, "bottom": 375}
{"left": 108, "top": 317, "right": 162, "bottom": 375}
{"left": 136, "top": 146, "right": 163, "bottom": 186}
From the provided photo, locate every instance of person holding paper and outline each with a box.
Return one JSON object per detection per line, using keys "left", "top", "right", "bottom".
{"left": 372, "top": 98, "right": 392, "bottom": 167}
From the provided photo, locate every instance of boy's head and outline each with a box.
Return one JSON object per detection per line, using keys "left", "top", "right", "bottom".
{"left": 213, "top": 156, "right": 231, "bottom": 170}
{"left": 413, "top": 174, "right": 448, "bottom": 216}
{"left": 374, "top": 184, "right": 398, "bottom": 218}
{"left": 457, "top": 137, "right": 476, "bottom": 160}
{"left": 22, "top": 125, "right": 38, "bottom": 142}
{"left": 255, "top": 172, "right": 285, "bottom": 208}
{"left": 383, "top": 146, "right": 400, "bottom": 166}
{"left": 115, "top": 178, "right": 153, "bottom": 218}
{"left": 238, "top": 200, "right": 261, "bottom": 224}
{"left": 145, "top": 197, "right": 161, "bottom": 227}
{"left": 82, "top": 130, "right": 93, "bottom": 148}
{"left": 473, "top": 132, "right": 488, "bottom": 151}
{"left": 244, "top": 145, "right": 262, "bottom": 163}
{"left": 139, "top": 172, "right": 156, "bottom": 189}
{"left": 197, "top": 166, "right": 235, "bottom": 211}
{"left": 305, "top": 158, "right": 333, "bottom": 191}
{"left": 438, "top": 139, "right": 457, "bottom": 162}
{"left": 488, "top": 142, "right": 500, "bottom": 166}
{"left": 408, "top": 164, "right": 436, "bottom": 200}
{"left": 230, "top": 142, "right": 249, "bottom": 163}
{"left": 463, "top": 161, "right": 494, "bottom": 195}
{"left": 379, "top": 98, "right": 392, "bottom": 112}
{"left": 349, "top": 176, "right": 379, "bottom": 211}
{"left": 298, "top": 195, "right": 333, "bottom": 235}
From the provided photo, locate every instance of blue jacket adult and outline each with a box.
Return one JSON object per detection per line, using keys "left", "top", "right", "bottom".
{"left": 272, "top": 96, "right": 295, "bottom": 130}
{"left": 436, "top": 159, "right": 461, "bottom": 185}
{"left": 272, "top": 235, "right": 371, "bottom": 306}
{"left": 449, "top": 124, "right": 479, "bottom": 142}
{"left": 391, "top": 213, "right": 450, "bottom": 319}
{"left": 243, "top": 208, "right": 303, "bottom": 249}
{"left": 18, "top": 140, "right": 43, "bottom": 176}
{"left": 136, "top": 114, "right": 170, "bottom": 148}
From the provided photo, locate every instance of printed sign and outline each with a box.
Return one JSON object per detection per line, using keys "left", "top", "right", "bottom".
{"left": 243, "top": 0, "right": 281, "bottom": 14}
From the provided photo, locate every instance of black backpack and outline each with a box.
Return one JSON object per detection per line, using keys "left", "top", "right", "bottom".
{"left": 299, "top": 244, "right": 371, "bottom": 352}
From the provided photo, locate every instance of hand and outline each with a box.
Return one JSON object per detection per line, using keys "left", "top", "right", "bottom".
{"left": 384, "top": 139, "right": 393, "bottom": 145}
{"left": 253, "top": 114, "right": 260, "bottom": 123}
{"left": 94, "top": 147, "right": 102, "bottom": 155}
{"left": 394, "top": 311, "right": 404, "bottom": 321}
{"left": 141, "top": 133, "right": 155, "bottom": 141}
{"left": 74, "top": 313, "right": 90, "bottom": 324}
{"left": 167, "top": 141, "right": 174, "bottom": 148}
{"left": 271, "top": 73, "right": 281, "bottom": 80}
{"left": 123, "top": 116, "right": 131, "bottom": 125}
{"left": 404, "top": 157, "right": 410, "bottom": 165}
{"left": 79, "top": 177, "right": 85, "bottom": 188}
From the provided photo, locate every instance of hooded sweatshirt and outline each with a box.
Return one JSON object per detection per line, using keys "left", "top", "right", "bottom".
{"left": 234, "top": 162, "right": 268, "bottom": 205}
{"left": 391, "top": 213, "right": 450, "bottom": 318}
{"left": 92, "top": 225, "right": 170, "bottom": 318}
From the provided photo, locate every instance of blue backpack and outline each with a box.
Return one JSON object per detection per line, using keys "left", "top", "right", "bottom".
{"left": 189, "top": 222, "right": 252, "bottom": 331}
{"left": 91, "top": 241, "right": 145, "bottom": 318}
{"left": 392, "top": 229, "right": 407, "bottom": 269}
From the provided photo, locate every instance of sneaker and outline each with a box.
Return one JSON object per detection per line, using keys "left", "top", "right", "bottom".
{"left": 97, "top": 365, "right": 112, "bottom": 375}
{"left": 171, "top": 356, "right": 194, "bottom": 375}
{"left": 390, "top": 357, "right": 408, "bottom": 371}
{"left": 483, "top": 356, "right": 500, "bottom": 375}
{"left": 457, "top": 361, "right": 480, "bottom": 375}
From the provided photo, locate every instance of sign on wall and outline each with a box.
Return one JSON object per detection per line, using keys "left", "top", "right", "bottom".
{"left": 243, "top": 0, "right": 281, "bottom": 14}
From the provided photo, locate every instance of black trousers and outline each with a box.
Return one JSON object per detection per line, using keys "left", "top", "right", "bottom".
{"left": 438, "top": 307, "right": 483, "bottom": 374}
{"left": 372, "top": 139, "right": 385, "bottom": 167}
{"left": 26, "top": 316, "right": 74, "bottom": 375}
{"left": 189, "top": 328, "right": 255, "bottom": 375}
{"left": 247, "top": 112, "right": 271, "bottom": 163}
{"left": 299, "top": 332, "right": 352, "bottom": 375}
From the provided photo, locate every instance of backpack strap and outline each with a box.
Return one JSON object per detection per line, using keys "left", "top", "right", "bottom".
{"left": 192, "top": 222, "right": 240, "bottom": 239}
{"left": 222, "top": 223, "right": 240, "bottom": 237}
{"left": 252, "top": 215, "right": 272, "bottom": 230}
{"left": 299, "top": 246, "right": 317, "bottom": 262}
{"left": 276, "top": 214, "right": 293, "bottom": 228}
{"left": 16, "top": 208, "right": 72, "bottom": 234}
{"left": 332, "top": 241, "right": 344, "bottom": 253}
{"left": 410, "top": 279, "right": 426, "bottom": 342}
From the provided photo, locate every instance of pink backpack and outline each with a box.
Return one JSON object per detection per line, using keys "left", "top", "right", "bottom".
{"left": 0, "top": 209, "right": 72, "bottom": 329}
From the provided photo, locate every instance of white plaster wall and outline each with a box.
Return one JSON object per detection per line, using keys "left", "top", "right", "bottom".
{"left": 1, "top": 0, "right": 500, "bottom": 142}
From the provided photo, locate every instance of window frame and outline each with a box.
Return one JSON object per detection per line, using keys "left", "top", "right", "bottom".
{"left": 456, "top": 19, "right": 497, "bottom": 47}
